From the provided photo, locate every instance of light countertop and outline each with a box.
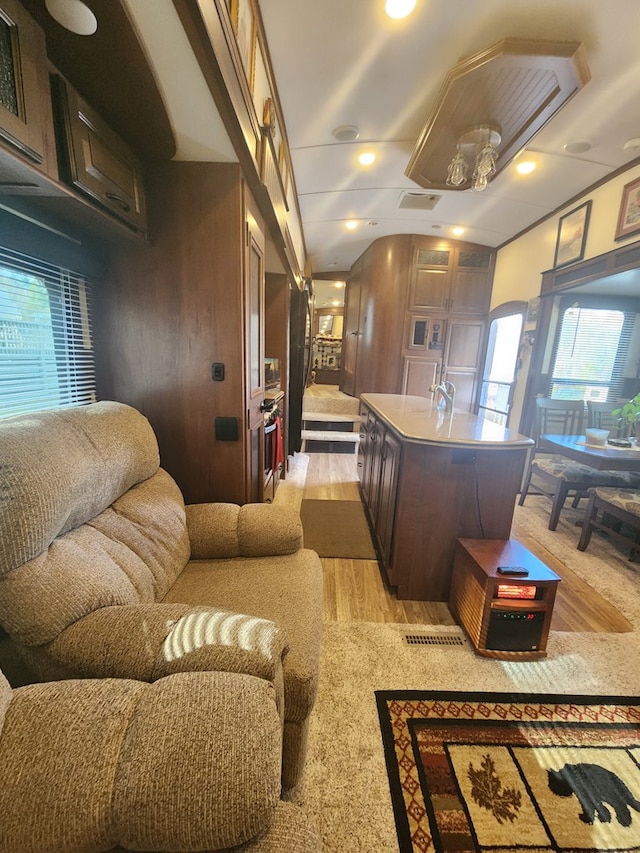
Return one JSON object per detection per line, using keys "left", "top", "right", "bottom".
{"left": 361, "top": 393, "right": 534, "bottom": 449}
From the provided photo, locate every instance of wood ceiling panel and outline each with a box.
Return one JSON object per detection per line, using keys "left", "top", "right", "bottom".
{"left": 406, "top": 38, "right": 590, "bottom": 191}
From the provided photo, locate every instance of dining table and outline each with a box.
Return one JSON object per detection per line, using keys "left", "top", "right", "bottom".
{"left": 541, "top": 434, "right": 640, "bottom": 472}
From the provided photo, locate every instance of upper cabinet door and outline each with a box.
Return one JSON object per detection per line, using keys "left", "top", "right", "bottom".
{"left": 450, "top": 250, "right": 494, "bottom": 315}
{"left": 408, "top": 246, "right": 451, "bottom": 311}
{"left": 0, "top": 0, "right": 50, "bottom": 165}
{"left": 52, "top": 75, "right": 147, "bottom": 236}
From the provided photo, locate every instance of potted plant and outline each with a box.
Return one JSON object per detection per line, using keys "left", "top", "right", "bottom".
{"left": 612, "top": 393, "right": 640, "bottom": 441}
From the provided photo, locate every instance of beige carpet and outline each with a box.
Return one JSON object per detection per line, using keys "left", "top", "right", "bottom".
{"left": 296, "top": 495, "right": 640, "bottom": 852}
{"left": 300, "top": 499, "right": 376, "bottom": 558}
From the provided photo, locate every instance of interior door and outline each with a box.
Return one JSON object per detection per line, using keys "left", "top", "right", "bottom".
{"left": 478, "top": 303, "right": 526, "bottom": 427}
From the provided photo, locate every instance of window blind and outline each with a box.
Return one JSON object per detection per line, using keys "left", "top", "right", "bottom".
{"left": 549, "top": 301, "right": 635, "bottom": 402}
{"left": 0, "top": 246, "right": 96, "bottom": 418}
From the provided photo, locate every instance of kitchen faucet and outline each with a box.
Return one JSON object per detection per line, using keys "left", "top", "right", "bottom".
{"left": 429, "top": 380, "right": 456, "bottom": 413}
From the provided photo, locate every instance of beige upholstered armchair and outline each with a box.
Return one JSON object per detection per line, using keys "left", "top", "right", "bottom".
{"left": 0, "top": 402, "right": 323, "bottom": 792}
{"left": 0, "top": 666, "right": 321, "bottom": 852}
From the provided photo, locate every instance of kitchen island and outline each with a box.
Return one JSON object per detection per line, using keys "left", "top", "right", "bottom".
{"left": 358, "top": 393, "right": 534, "bottom": 601}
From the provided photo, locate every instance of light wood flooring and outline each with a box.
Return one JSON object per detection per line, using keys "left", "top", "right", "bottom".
{"left": 297, "top": 385, "right": 632, "bottom": 633}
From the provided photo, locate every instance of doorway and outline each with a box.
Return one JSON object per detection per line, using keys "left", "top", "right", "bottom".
{"left": 478, "top": 301, "right": 526, "bottom": 427}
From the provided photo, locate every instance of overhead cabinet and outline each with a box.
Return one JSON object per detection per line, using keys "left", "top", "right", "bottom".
{"left": 0, "top": 0, "right": 52, "bottom": 168}
{"left": 52, "top": 75, "right": 147, "bottom": 236}
{"left": 409, "top": 240, "right": 493, "bottom": 315}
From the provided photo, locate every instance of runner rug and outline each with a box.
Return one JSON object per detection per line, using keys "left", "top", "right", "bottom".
{"left": 376, "top": 690, "right": 640, "bottom": 853}
{"left": 300, "top": 499, "right": 376, "bottom": 558}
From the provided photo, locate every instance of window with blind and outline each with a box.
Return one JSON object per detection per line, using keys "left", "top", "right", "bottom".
{"left": 548, "top": 299, "right": 635, "bottom": 402}
{"left": 0, "top": 247, "right": 96, "bottom": 418}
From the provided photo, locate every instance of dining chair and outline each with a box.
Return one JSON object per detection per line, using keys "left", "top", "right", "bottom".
{"left": 586, "top": 399, "right": 626, "bottom": 434}
{"left": 577, "top": 486, "right": 640, "bottom": 561}
{"left": 518, "top": 397, "right": 635, "bottom": 530}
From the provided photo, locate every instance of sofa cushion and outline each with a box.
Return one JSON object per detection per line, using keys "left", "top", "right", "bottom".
{"left": 0, "top": 402, "right": 159, "bottom": 573}
{"left": 164, "top": 549, "right": 323, "bottom": 724}
{"left": 0, "top": 470, "right": 190, "bottom": 645}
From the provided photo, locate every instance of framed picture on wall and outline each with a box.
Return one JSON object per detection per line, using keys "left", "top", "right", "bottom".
{"left": 230, "top": 0, "right": 256, "bottom": 91}
{"left": 615, "top": 176, "right": 640, "bottom": 241}
{"left": 553, "top": 200, "right": 591, "bottom": 268}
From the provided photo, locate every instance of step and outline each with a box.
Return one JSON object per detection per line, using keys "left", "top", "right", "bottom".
{"left": 302, "top": 396, "right": 360, "bottom": 417}
{"left": 302, "top": 411, "right": 359, "bottom": 425}
{"left": 301, "top": 429, "right": 360, "bottom": 443}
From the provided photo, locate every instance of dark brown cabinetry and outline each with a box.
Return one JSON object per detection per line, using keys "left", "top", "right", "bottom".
{"left": 52, "top": 75, "right": 147, "bottom": 236}
{"left": 357, "top": 403, "right": 401, "bottom": 572}
{"left": 358, "top": 395, "right": 531, "bottom": 601}
{"left": 0, "top": 1, "right": 149, "bottom": 243}
{"left": 409, "top": 239, "right": 493, "bottom": 315}
{"left": 0, "top": 0, "right": 53, "bottom": 169}
{"left": 343, "top": 235, "right": 493, "bottom": 410}
{"left": 96, "top": 162, "right": 267, "bottom": 506}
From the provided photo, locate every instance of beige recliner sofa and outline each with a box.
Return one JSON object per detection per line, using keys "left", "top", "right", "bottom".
{"left": 0, "top": 665, "right": 321, "bottom": 852}
{"left": 0, "top": 402, "right": 323, "bottom": 792}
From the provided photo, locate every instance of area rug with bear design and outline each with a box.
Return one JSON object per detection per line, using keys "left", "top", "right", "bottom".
{"left": 376, "top": 690, "right": 640, "bottom": 853}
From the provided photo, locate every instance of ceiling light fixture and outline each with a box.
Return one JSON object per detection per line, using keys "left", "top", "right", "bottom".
{"left": 446, "top": 124, "right": 501, "bottom": 192}
{"left": 452, "top": 226, "right": 465, "bottom": 236}
{"left": 385, "top": 0, "right": 416, "bottom": 19}
{"left": 407, "top": 40, "right": 589, "bottom": 191}
{"left": 358, "top": 152, "right": 376, "bottom": 166}
{"left": 345, "top": 220, "right": 358, "bottom": 230}
{"left": 45, "top": 0, "right": 97, "bottom": 35}
{"left": 516, "top": 160, "right": 536, "bottom": 175}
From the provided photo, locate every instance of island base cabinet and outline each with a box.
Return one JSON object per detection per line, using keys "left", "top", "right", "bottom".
{"left": 390, "top": 443, "right": 527, "bottom": 601}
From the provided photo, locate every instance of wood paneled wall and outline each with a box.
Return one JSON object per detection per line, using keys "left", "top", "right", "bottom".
{"left": 95, "top": 161, "right": 256, "bottom": 505}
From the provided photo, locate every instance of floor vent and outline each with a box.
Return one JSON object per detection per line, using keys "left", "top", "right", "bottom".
{"left": 404, "top": 632, "right": 466, "bottom": 647}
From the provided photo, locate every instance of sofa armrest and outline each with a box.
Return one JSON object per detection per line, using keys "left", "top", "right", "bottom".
{"left": 186, "top": 502, "right": 303, "bottom": 559}
{"left": 42, "top": 604, "right": 287, "bottom": 714}
{"left": 1, "top": 670, "right": 285, "bottom": 852}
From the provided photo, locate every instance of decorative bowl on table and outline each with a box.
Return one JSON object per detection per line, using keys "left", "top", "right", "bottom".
{"left": 585, "top": 428, "right": 609, "bottom": 447}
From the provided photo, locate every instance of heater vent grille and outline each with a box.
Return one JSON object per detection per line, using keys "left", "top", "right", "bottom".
{"left": 404, "top": 633, "right": 466, "bottom": 647}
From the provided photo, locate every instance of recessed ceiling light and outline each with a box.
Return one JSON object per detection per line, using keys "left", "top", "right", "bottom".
{"left": 516, "top": 160, "right": 536, "bottom": 175}
{"left": 45, "top": 0, "right": 97, "bottom": 35}
{"left": 358, "top": 152, "right": 376, "bottom": 166}
{"left": 452, "top": 226, "right": 465, "bottom": 236}
{"left": 345, "top": 220, "right": 358, "bottom": 230}
{"left": 333, "top": 125, "right": 360, "bottom": 143}
{"left": 385, "top": 0, "right": 416, "bottom": 19}
{"left": 431, "top": 224, "right": 442, "bottom": 229}
{"left": 623, "top": 138, "right": 640, "bottom": 151}
{"left": 564, "top": 139, "right": 592, "bottom": 155}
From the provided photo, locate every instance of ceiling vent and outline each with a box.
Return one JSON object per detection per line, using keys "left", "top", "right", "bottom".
{"left": 398, "top": 191, "right": 442, "bottom": 211}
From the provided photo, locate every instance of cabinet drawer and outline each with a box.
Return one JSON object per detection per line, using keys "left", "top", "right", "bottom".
{"left": 52, "top": 75, "right": 147, "bottom": 236}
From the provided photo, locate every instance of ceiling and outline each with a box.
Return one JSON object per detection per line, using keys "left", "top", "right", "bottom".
{"left": 258, "top": 0, "right": 640, "bottom": 274}
{"left": 29, "top": 0, "right": 640, "bottom": 283}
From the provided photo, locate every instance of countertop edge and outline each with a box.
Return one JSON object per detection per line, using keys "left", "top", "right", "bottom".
{"left": 361, "top": 393, "right": 534, "bottom": 449}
